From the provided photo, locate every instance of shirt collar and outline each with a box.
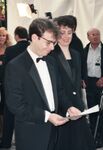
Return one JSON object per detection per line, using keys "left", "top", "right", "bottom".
{"left": 27, "top": 47, "right": 42, "bottom": 63}
{"left": 90, "top": 43, "right": 101, "bottom": 49}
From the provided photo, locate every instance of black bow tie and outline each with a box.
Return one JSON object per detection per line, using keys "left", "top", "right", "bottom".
{"left": 36, "top": 57, "right": 46, "bottom": 63}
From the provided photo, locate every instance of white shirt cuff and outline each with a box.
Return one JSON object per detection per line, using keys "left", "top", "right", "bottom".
{"left": 66, "top": 112, "right": 69, "bottom": 117}
{"left": 45, "top": 111, "right": 51, "bottom": 122}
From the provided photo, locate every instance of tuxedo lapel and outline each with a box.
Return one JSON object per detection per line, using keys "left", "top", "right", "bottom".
{"left": 46, "top": 58, "right": 58, "bottom": 112}
{"left": 58, "top": 50, "right": 74, "bottom": 84}
{"left": 24, "top": 51, "right": 58, "bottom": 111}
{"left": 70, "top": 50, "right": 77, "bottom": 83}
{"left": 29, "top": 64, "right": 50, "bottom": 110}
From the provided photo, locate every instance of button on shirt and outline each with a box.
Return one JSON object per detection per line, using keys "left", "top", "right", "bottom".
{"left": 87, "top": 44, "right": 101, "bottom": 78}
{"left": 27, "top": 48, "right": 55, "bottom": 112}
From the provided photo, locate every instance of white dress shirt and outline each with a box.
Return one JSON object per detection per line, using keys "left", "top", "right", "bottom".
{"left": 87, "top": 44, "right": 101, "bottom": 78}
{"left": 27, "top": 48, "right": 55, "bottom": 121}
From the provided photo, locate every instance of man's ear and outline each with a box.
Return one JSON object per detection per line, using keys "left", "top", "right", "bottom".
{"left": 31, "top": 34, "right": 38, "bottom": 41}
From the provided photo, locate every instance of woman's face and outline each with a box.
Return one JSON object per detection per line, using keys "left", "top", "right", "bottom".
{"left": 58, "top": 25, "right": 73, "bottom": 47}
{"left": 0, "top": 31, "right": 7, "bottom": 45}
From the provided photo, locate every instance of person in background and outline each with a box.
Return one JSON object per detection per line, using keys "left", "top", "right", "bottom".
{"left": 83, "top": 28, "right": 103, "bottom": 148}
{"left": 4, "top": 18, "right": 69, "bottom": 150}
{"left": 51, "top": 15, "right": 96, "bottom": 150}
{"left": 0, "top": 27, "right": 12, "bottom": 137}
{"left": 5, "top": 26, "right": 29, "bottom": 62}
{"left": 0, "top": 6, "right": 6, "bottom": 27}
{"left": 0, "top": 6, "right": 5, "bottom": 20}
{"left": 0, "top": 26, "right": 30, "bottom": 149}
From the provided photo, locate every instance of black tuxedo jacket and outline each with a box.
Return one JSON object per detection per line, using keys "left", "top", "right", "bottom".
{"left": 1, "top": 40, "right": 30, "bottom": 146}
{"left": 50, "top": 44, "right": 96, "bottom": 150}
{"left": 4, "top": 40, "right": 30, "bottom": 64}
{"left": 4, "top": 50, "right": 69, "bottom": 150}
{"left": 51, "top": 44, "right": 85, "bottom": 113}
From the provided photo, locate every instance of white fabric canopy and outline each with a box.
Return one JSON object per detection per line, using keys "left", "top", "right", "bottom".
{"left": 7, "top": 0, "right": 103, "bottom": 45}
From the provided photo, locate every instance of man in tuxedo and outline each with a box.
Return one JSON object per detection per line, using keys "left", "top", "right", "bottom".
{"left": 0, "top": 26, "right": 30, "bottom": 148}
{"left": 4, "top": 18, "right": 69, "bottom": 150}
{"left": 5, "top": 26, "right": 30, "bottom": 63}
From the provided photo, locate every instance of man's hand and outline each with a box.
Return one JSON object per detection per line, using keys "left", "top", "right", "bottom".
{"left": 48, "top": 113, "right": 69, "bottom": 126}
{"left": 67, "top": 106, "right": 82, "bottom": 120}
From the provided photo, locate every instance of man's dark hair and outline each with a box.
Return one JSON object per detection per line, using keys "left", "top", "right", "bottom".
{"left": 14, "top": 26, "right": 28, "bottom": 39}
{"left": 29, "top": 18, "right": 59, "bottom": 41}
{"left": 54, "top": 15, "right": 77, "bottom": 31}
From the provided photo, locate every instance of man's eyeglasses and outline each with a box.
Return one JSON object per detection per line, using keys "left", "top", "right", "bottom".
{"left": 40, "top": 37, "right": 57, "bottom": 46}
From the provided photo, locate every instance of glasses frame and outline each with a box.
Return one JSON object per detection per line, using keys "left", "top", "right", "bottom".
{"left": 40, "top": 36, "right": 57, "bottom": 46}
